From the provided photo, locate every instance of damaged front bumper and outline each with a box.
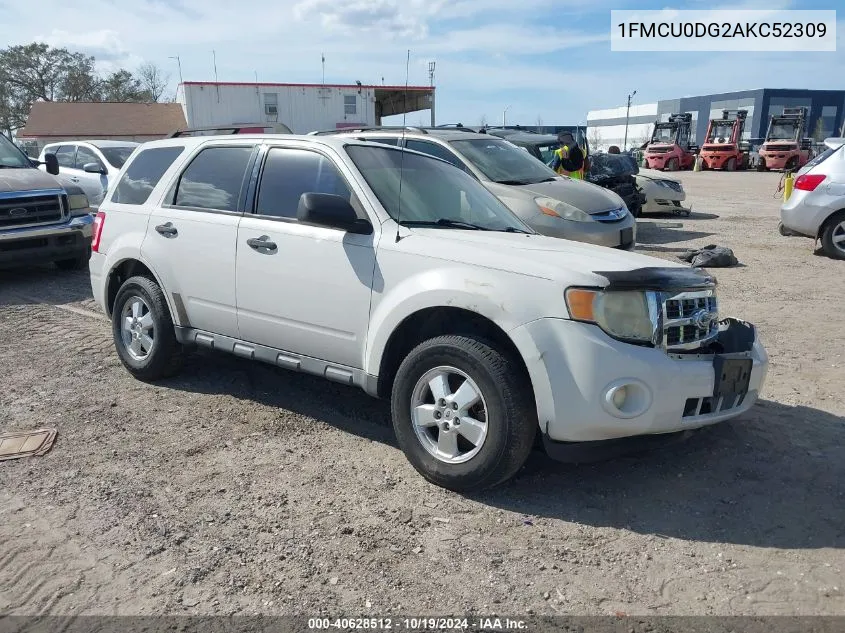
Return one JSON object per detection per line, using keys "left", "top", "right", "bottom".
{"left": 509, "top": 316, "right": 768, "bottom": 462}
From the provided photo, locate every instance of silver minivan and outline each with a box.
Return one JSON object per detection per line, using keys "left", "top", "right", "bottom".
{"left": 318, "top": 127, "right": 637, "bottom": 250}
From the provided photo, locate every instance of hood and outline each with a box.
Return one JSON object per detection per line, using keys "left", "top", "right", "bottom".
{"left": 398, "top": 228, "right": 686, "bottom": 287}
{"left": 0, "top": 168, "right": 64, "bottom": 193}
{"left": 637, "top": 168, "right": 679, "bottom": 183}
{"left": 486, "top": 177, "right": 623, "bottom": 215}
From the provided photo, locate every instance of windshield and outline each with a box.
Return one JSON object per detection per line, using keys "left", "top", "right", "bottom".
{"left": 449, "top": 138, "right": 557, "bottom": 185}
{"left": 346, "top": 145, "right": 531, "bottom": 232}
{"left": 707, "top": 123, "right": 735, "bottom": 143}
{"left": 99, "top": 146, "right": 137, "bottom": 169}
{"left": 651, "top": 124, "right": 676, "bottom": 144}
{"left": 589, "top": 153, "right": 639, "bottom": 178}
{"left": 0, "top": 135, "right": 33, "bottom": 168}
{"left": 767, "top": 122, "right": 798, "bottom": 141}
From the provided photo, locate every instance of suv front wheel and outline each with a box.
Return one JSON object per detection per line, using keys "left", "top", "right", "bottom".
{"left": 112, "top": 275, "right": 184, "bottom": 381}
{"left": 390, "top": 335, "right": 536, "bottom": 492}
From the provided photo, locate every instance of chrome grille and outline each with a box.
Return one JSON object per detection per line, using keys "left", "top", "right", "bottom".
{"left": 0, "top": 191, "right": 65, "bottom": 229}
{"left": 661, "top": 289, "right": 718, "bottom": 351}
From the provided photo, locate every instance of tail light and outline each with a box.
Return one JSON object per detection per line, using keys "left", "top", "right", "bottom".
{"left": 794, "top": 174, "right": 826, "bottom": 192}
{"left": 91, "top": 211, "right": 106, "bottom": 252}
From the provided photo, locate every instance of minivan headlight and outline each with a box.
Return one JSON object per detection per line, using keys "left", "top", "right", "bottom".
{"left": 535, "top": 197, "right": 591, "bottom": 222}
{"left": 565, "top": 288, "right": 658, "bottom": 344}
{"left": 68, "top": 193, "right": 91, "bottom": 216}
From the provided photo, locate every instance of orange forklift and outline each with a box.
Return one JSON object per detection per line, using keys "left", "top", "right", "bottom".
{"left": 699, "top": 109, "right": 750, "bottom": 171}
{"left": 643, "top": 113, "right": 697, "bottom": 171}
{"left": 757, "top": 107, "right": 814, "bottom": 172}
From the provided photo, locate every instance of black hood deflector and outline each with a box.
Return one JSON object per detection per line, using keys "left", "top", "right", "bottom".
{"left": 594, "top": 267, "right": 717, "bottom": 291}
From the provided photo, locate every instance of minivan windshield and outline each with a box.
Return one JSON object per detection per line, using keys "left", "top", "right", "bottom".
{"left": 0, "top": 135, "right": 32, "bottom": 168}
{"left": 346, "top": 145, "right": 532, "bottom": 233}
{"left": 449, "top": 138, "right": 558, "bottom": 185}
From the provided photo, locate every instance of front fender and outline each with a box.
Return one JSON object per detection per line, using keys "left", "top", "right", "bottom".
{"left": 363, "top": 264, "right": 552, "bottom": 376}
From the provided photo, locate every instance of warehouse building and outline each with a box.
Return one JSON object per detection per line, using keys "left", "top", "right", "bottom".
{"left": 176, "top": 81, "right": 435, "bottom": 134}
{"left": 586, "top": 89, "right": 845, "bottom": 151}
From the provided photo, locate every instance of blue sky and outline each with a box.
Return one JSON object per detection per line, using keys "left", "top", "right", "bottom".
{"left": 2, "top": 0, "right": 841, "bottom": 126}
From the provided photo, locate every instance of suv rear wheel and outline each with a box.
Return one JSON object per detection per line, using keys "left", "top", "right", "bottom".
{"left": 820, "top": 211, "right": 845, "bottom": 260}
{"left": 390, "top": 335, "right": 536, "bottom": 492}
{"left": 112, "top": 275, "right": 184, "bottom": 381}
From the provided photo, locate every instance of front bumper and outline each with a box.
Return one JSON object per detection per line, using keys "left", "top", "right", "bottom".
{"left": 759, "top": 152, "right": 792, "bottom": 170}
{"left": 700, "top": 152, "right": 734, "bottom": 169}
{"left": 529, "top": 212, "right": 637, "bottom": 250}
{"left": 0, "top": 214, "right": 93, "bottom": 265}
{"left": 510, "top": 317, "right": 768, "bottom": 448}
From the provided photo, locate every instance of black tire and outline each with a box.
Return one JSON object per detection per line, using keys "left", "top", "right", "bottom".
{"left": 820, "top": 211, "right": 845, "bottom": 260}
{"left": 112, "top": 275, "right": 184, "bottom": 381}
{"left": 786, "top": 156, "right": 799, "bottom": 171}
{"left": 55, "top": 247, "right": 90, "bottom": 271}
{"left": 725, "top": 157, "right": 737, "bottom": 172}
{"left": 390, "top": 335, "right": 537, "bottom": 492}
{"left": 665, "top": 157, "right": 679, "bottom": 172}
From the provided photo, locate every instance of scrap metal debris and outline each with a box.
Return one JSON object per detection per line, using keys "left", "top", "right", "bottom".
{"left": 679, "top": 244, "right": 739, "bottom": 268}
{"left": 0, "top": 428, "right": 57, "bottom": 461}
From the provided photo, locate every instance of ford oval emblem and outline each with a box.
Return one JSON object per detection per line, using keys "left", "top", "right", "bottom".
{"left": 692, "top": 309, "right": 716, "bottom": 330}
{"left": 8, "top": 207, "right": 29, "bottom": 216}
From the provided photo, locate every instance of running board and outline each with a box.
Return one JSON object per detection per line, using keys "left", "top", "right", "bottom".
{"left": 173, "top": 326, "right": 379, "bottom": 396}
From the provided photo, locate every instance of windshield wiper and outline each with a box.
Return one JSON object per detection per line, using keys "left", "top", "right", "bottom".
{"left": 497, "top": 226, "right": 531, "bottom": 234}
{"left": 0, "top": 164, "right": 27, "bottom": 169}
{"left": 493, "top": 179, "right": 533, "bottom": 185}
{"left": 400, "top": 219, "right": 489, "bottom": 230}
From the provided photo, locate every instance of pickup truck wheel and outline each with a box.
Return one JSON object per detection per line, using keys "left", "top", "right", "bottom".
{"left": 54, "top": 247, "right": 90, "bottom": 271}
{"left": 112, "top": 275, "right": 184, "bottom": 381}
{"left": 391, "top": 335, "right": 536, "bottom": 492}
{"left": 820, "top": 212, "right": 845, "bottom": 260}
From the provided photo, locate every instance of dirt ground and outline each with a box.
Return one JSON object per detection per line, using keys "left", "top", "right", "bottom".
{"left": 1, "top": 170, "right": 843, "bottom": 618}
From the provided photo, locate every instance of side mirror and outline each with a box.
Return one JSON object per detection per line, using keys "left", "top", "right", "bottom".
{"left": 296, "top": 193, "right": 372, "bottom": 234}
{"left": 83, "top": 162, "right": 106, "bottom": 175}
{"left": 44, "top": 153, "right": 59, "bottom": 175}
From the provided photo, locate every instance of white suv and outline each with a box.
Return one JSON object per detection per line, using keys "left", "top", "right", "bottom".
{"left": 90, "top": 134, "right": 769, "bottom": 491}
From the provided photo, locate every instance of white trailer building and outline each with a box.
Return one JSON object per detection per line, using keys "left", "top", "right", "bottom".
{"left": 176, "top": 81, "right": 435, "bottom": 134}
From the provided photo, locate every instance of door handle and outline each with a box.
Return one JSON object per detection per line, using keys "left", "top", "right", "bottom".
{"left": 155, "top": 222, "right": 178, "bottom": 237}
{"left": 70, "top": 177, "right": 80, "bottom": 182}
{"left": 247, "top": 236, "right": 277, "bottom": 251}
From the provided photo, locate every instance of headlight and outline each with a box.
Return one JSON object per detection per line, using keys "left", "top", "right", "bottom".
{"left": 68, "top": 193, "right": 91, "bottom": 215}
{"left": 565, "top": 288, "right": 659, "bottom": 344}
{"left": 535, "top": 197, "right": 591, "bottom": 222}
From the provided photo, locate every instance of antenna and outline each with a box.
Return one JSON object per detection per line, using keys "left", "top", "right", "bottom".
{"left": 212, "top": 50, "right": 220, "bottom": 102}
{"left": 394, "top": 49, "right": 411, "bottom": 243}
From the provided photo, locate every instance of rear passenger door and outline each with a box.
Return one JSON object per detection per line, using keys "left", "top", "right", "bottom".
{"left": 142, "top": 143, "right": 257, "bottom": 338}
{"left": 235, "top": 144, "right": 376, "bottom": 368}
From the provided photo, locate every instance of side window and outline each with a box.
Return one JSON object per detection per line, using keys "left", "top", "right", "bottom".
{"left": 404, "top": 140, "right": 466, "bottom": 169}
{"left": 173, "top": 146, "right": 254, "bottom": 212}
{"left": 54, "top": 145, "right": 76, "bottom": 168}
{"left": 256, "top": 148, "right": 351, "bottom": 220}
{"left": 112, "top": 146, "right": 186, "bottom": 206}
{"left": 74, "top": 146, "right": 104, "bottom": 171}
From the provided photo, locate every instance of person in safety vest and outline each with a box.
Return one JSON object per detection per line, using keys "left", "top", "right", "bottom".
{"left": 550, "top": 131, "right": 585, "bottom": 179}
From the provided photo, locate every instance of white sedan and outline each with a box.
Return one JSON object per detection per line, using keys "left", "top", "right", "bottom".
{"left": 636, "top": 168, "right": 691, "bottom": 216}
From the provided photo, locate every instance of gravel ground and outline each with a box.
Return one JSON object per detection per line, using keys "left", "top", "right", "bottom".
{"left": 1, "top": 170, "right": 843, "bottom": 618}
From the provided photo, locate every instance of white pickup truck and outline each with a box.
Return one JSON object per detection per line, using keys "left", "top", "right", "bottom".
{"left": 89, "top": 134, "right": 769, "bottom": 491}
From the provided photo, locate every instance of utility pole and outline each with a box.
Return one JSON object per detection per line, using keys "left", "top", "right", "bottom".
{"left": 623, "top": 89, "right": 637, "bottom": 151}
{"left": 168, "top": 55, "right": 184, "bottom": 85}
{"left": 503, "top": 105, "right": 511, "bottom": 127}
{"left": 428, "top": 61, "right": 436, "bottom": 127}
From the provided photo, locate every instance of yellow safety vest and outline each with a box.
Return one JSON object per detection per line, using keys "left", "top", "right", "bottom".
{"left": 555, "top": 145, "right": 583, "bottom": 179}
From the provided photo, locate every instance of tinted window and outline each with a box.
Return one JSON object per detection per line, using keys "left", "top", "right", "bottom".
{"left": 256, "top": 148, "right": 351, "bottom": 219}
{"left": 112, "top": 146, "right": 185, "bottom": 206}
{"left": 54, "top": 145, "right": 76, "bottom": 168}
{"left": 99, "top": 146, "right": 136, "bottom": 169}
{"left": 173, "top": 146, "right": 254, "bottom": 212}
{"left": 404, "top": 140, "right": 466, "bottom": 169}
{"left": 75, "top": 146, "right": 104, "bottom": 170}
{"left": 366, "top": 137, "right": 400, "bottom": 146}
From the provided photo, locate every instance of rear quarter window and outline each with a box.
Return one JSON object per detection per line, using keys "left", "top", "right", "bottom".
{"left": 112, "top": 146, "right": 186, "bottom": 205}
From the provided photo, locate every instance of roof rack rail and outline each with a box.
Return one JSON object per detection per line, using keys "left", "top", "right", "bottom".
{"left": 308, "top": 125, "right": 428, "bottom": 136}
{"left": 168, "top": 123, "right": 293, "bottom": 137}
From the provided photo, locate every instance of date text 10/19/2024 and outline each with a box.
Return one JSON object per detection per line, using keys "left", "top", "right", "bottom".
{"left": 307, "top": 618, "right": 528, "bottom": 630}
